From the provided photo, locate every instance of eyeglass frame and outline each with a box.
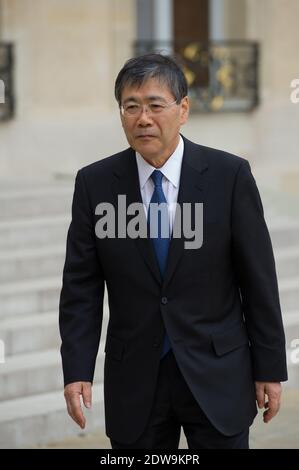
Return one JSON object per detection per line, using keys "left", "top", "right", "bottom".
{"left": 120, "top": 99, "right": 179, "bottom": 118}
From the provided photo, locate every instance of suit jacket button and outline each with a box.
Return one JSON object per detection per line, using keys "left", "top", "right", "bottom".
{"left": 161, "top": 297, "right": 168, "bottom": 305}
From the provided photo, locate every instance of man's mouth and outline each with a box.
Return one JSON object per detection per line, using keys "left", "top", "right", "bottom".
{"left": 136, "top": 135, "right": 156, "bottom": 139}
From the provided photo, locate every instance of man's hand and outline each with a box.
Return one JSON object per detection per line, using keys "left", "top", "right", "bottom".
{"left": 64, "top": 381, "right": 92, "bottom": 429}
{"left": 255, "top": 381, "right": 282, "bottom": 423}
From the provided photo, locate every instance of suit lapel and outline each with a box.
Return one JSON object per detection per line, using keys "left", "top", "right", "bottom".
{"left": 163, "top": 137, "right": 209, "bottom": 289}
{"left": 111, "top": 148, "right": 162, "bottom": 285}
{"left": 110, "top": 137, "right": 209, "bottom": 288}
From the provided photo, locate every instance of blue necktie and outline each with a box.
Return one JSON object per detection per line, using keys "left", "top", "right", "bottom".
{"left": 148, "top": 170, "right": 172, "bottom": 359}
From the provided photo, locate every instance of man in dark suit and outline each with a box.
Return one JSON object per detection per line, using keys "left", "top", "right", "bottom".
{"left": 59, "top": 53, "right": 287, "bottom": 449}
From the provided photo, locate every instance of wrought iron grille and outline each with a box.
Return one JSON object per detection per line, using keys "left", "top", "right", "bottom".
{"left": 134, "top": 40, "right": 259, "bottom": 113}
{"left": 0, "top": 43, "right": 14, "bottom": 121}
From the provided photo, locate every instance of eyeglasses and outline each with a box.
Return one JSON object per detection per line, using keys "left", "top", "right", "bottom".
{"left": 120, "top": 100, "right": 178, "bottom": 118}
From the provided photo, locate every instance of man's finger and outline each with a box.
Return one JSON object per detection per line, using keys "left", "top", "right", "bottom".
{"left": 64, "top": 387, "right": 86, "bottom": 429}
{"left": 82, "top": 382, "right": 92, "bottom": 409}
{"left": 68, "top": 393, "right": 86, "bottom": 428}
{"left": 263, "top": 396, "right": 280, "bottom": 423}
{"left": 255, "top": 382, "right": 265, "bottom": 409}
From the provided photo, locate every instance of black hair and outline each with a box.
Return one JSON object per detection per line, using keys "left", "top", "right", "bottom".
{"left": 114, "top": 53, "right": 188, "bottom": 105}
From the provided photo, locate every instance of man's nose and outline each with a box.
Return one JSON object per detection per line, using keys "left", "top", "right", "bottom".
{"left": 137, "top": 107, "right": 153, "bottom": 125}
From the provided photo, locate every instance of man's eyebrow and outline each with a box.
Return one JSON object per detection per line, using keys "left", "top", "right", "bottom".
{"left": 122, "top": 95, "right": 168, "bottom": 104}
{"left": 146, "top": 95, "right": 168, "bottom": 102}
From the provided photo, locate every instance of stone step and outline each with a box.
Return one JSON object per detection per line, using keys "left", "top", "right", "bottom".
{"left": 0, "top": 216, "right": 297, "bottom": 264}
{"left": 283, "top": 310, "right": 299, "bottom": 330}
{"left": 275, "top": 246, "right": 299, "bottom": 279}
{"left": 283, "top": 310, "right": 299, "bottom": 388}
{"left": 0, "top": 208, "right": 298, "bottom": 251}
{"left": 0, "top": 347, "right": 105, "bottom": 401}
{"left": 0, "top": 276, "right": 62, "bottom": 318}
{"left": 285, "top": 342, "right": 299, "bottom": 389}
{"left": 0, "top": 349, "right": 62, "bottom": 401}
{"left": 0, "top": 314, "right": 297, "bottom": 448}
{"left": 279, "top": 277, "right": 299, "bottom": 312}
{"left": 0, "top": 307, "right": 295, "bottom": 402}
{"left": 281, "top": 308, "right": 298, "bottom": 393}
{"left": 0, "top": 215, "right": 69, "bottom": 250}
{"left": 2, "top": 271, "right": 296, "bottom": 318}
{"left": 0, "top": 245, "right": 65, "bottom": 283}
{"left": 0, "top": 185, "right": 72, "bottom": 220}
{"left": 0, "top": 382, "right": 104, "bottom": 449}
{"left": 283, "top": 310, "right": 299, "bottom": 353}
{"left": 0, "top": 240, "right": 297, "bottom": 286}
{"left": 269, "top": 218, "right": 299, "bottom": 249}
{"left": 0, "top": 180, "right": 73, "bottom": 193}
{"left": 0, "top": 311, "right": 60, "bottom": 357}
{"left": 0, "top": 303, "right": 109, "bottom": 357}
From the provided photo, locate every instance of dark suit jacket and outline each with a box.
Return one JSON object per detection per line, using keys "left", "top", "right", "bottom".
{"left": 59, "top": 135, "right": 287, "bottom": 444}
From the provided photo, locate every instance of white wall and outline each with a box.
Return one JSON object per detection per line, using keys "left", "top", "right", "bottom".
{"left": 1, "top": 0, "right": 299, "bottom": 190}
{"left": 0, "top": 0, "right": 135, "bottom": 178}
{"left": 246, "top": 0, "right": 299, "bottom": 184}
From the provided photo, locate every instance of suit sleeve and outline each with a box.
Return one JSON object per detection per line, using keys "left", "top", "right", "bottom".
{"left": 231, "top": 160, "right": 288, "bottom": 382}
{"left": 59, "top": 169, "right": 105, "bottom": 386}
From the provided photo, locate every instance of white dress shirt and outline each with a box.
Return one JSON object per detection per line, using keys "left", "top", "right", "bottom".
{"left": 135, "top": 135, "right": 184, "bottom": 232}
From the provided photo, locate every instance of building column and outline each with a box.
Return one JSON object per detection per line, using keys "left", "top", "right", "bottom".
{"left": 0, "top": 0, "right": 3, "bottom": 39}
{"left": 209, "top": 0, "right": 246, "bottom": 40}
{"left": 136, "top": 0, "right": 173, "bottom": 54}
{"left": 153, "top": 0, "right": 173, "bottom": 53}
{"left": 209, "top": 0, "right": 227, "bottom": 40}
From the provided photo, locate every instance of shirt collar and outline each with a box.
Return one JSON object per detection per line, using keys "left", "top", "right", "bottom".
{"left": 135, "top": 135, "right": 184, "bottom": 189}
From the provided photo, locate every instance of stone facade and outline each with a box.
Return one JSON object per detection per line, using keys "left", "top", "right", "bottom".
{"left": 0, "top": 0, "right": 135, "bottom": 177}
{"left": 0, "top": 0, "right": 298, "bottom": 184}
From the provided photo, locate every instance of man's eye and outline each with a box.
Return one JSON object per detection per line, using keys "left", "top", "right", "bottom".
{"left": 126, "top": 104, "right": 139, "bottom": 110}
{"left": 150, "top": 104, "right": 164, "bottom": 111}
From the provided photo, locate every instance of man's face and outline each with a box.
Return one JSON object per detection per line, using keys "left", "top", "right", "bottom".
{"left": 120, "top": 78, "right": 189, "bottom": 165}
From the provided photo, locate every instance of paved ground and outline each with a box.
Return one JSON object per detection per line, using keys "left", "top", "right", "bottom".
{"left": 31, "top": 386, "right": 299, "bottom": 449}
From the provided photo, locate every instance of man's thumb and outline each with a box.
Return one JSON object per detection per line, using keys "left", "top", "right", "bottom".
{"left": 82, "top": 382, "right": 92, "bottom": 408}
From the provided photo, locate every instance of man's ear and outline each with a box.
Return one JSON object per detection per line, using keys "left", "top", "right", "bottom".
{"left": 180, "top": 96, "right": 189, "bottom": 125}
